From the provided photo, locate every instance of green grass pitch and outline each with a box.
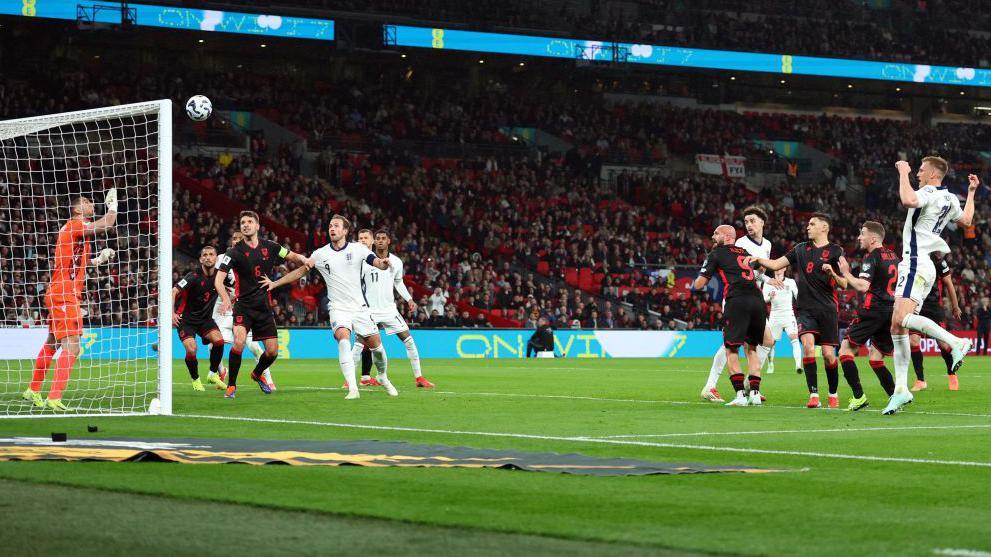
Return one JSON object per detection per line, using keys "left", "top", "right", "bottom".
{"left": 2, "top": 357, "right": 991, "bottom": 556}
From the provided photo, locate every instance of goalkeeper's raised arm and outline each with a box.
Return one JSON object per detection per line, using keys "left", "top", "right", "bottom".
{"left": 83, "top": 188, "right": 119, "bottom": 235}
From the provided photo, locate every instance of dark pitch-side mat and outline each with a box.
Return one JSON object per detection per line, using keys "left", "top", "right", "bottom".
{"left": 0, "top": 437, "right": 795, "bottom": 476}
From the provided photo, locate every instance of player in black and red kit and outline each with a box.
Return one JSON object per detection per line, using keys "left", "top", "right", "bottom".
{"left": 172, "top": 245, "right": 227, "bottom": 391}
{"left": 824, "top": 221, "right": 899, "bottom": 410}
{"left": 908, "top": 254, "right": 961, "bottom": 391}
{"left": 694, "top": 224, "right": 768, "bottom": 407}
{"left": 752, "top": 213, "right": 849, "bottom": 409}
{"left": 215, "top": 211, "right": 311, "bottom": 398}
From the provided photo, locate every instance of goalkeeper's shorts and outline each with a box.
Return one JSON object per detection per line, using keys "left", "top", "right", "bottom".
{"left": 45, "top": 292, "right": 82, "bottom": 341}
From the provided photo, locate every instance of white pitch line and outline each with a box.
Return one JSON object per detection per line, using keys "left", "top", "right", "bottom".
{"left": 593, "top": 424, "right": 991, "bottom": 439}
{"left": 175, "top": 413, "right": 991, "bottom": 468}
{"left": 243, "top": 386, "right": 991, "bottom": 419}
{"left": 933, "top": 549, "right": 991, "bottom": 557}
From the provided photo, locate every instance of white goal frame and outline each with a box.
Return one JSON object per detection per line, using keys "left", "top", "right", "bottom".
{"left": 0, "top": 100, "right": 172, "bottom": 418}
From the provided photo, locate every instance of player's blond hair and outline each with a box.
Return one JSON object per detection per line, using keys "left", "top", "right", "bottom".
{"left": 922, "top": 155, "right": 949, "bottom": 177}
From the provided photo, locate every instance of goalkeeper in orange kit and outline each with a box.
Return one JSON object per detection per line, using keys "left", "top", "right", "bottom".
{"left": 22, "top": 189, "right": 119, "bottom": 411}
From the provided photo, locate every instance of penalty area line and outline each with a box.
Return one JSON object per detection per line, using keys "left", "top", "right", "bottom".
{"left": 174, "top": 413, "right": 991, "bottom": 468}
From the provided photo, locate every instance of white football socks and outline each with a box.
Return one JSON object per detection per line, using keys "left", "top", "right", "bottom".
{"left": 338, "top": 338, "right": 357, "bottom": 394}
{"left": 403, "top": 336, "right": 422, "bottom": 378}
{"left": 892, "top": 334, "right": 911, "bottom": 394}
{"left": 248, "top": 341, "right": 264, "bottom": 359}
{"left": 705, "top": 346, "right": 727, "bottom": 390}
{"left": 756, "top": 344, "right": 771, "bottom": 370}
{"left": 371, "top": 344, "right": 389, "bottom": 382}
{"left": 791, "top": 338, "right": 802, "bottom": 370}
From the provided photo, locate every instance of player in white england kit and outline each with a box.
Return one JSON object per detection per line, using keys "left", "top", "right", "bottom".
{"left": 213, "top": 232, "right": 275, "bottom": 390}
{"left": 701, "top": 206, "right": 776, "bottom": 402}
{"left": 762, "top": 268, "right": 803, "bottom": 375}
{"left": 883, "top": 157, "right": 978, "bottom": 415}
{"left": 351, "top": 229, "right": 435, "bottom": 388}
{"left": 264, "top": 215, "right": 395, "bottom": 400}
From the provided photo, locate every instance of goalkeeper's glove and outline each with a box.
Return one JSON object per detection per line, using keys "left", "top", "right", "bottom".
{"left": 92, "top": 248, "right": 116, "bottom": 265}
{"left": 105, "top": 188, "right": 118, "bottom": 212}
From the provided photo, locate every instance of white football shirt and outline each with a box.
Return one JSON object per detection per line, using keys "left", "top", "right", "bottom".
{"left": 902, "top": 185, "right": 962, "bottom": 258}
{"left": 736, "top": 234, "right": 772, "bottom": 282}
{"left": 311, "top": 241, "right": 376, "bottom": 312}
{"left": 762, "top": 278, "right": 798, "bottom": 319}
{"left": 212, "top": 259, "right": 237, "bottom": 318}
{"left": 361, "top": 253, "right": 413, "bottom": 312}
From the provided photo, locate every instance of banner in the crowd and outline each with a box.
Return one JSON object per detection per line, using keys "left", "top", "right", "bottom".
{"left": 696, "top": 154, "right": 746, "bottom": 178}
{"left": 389, "top": 25, "right": 991, "bottom": 88}
{"left": 0, "top": 327, "right": 980, "bottom": 360}
{"left": 2, "top": 1, "right": 335, "bottom": 41}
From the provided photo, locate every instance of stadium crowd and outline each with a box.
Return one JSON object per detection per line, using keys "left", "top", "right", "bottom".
{"left": 3, "top": 25, "right": 991, "bottom": 333}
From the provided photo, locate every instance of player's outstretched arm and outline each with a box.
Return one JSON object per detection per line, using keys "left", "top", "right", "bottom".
{"left": 944, "top": 274, "right": 962, "bottom": 320}
{"left": 752, "top": 256, "right": 789, "bottom": 271}
{"left": 692, "top": 276, "right": 710, "bottom": 290}
{"left": 285, "top": 250, "right": 314, "bottom": 268}
{"left": 896, "top": 161, "right": 920, "bottom": 208}
{"left": 261, "top": 265, "right": 309, "bottom": 291}
{"left": 87, "top": 189, "right": 119, "bottom": 235}
{"left": 371, "top": 256, "right": 390, "bottom": 270}
{"left": 821, "top": 264, "right": 849, "bottom": 290}
{"left": 838, "top": 270, "right": 868, "bottom": 292}
{"left": 214, "top": 269, "right": 233, "bottom": 314}
{"left": 957, "top": 174, "right": 979, "bottom": 227}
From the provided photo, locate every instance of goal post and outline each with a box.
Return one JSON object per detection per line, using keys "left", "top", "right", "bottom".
{"left": 0, "top": 100, "right": 172, "bottom": 418}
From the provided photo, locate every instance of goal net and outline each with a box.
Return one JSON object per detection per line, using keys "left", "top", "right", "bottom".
{"left": 0, "top": 100, "right": 172, "bottom": 417}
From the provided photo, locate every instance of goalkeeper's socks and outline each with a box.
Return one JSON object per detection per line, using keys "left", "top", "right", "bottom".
{"left": 361, "top": 346, "right": 373, "bottom": 377}
{"left": 911, "top": 346, "right": 925, "bottom": 381}
{"left": 31, "top": 344, "right": 57, "bottom": 391}
{"left": 184, "top": 354, "right": 199, "bottom": 380}
{"left": 228, "top": 347, "right": 243, "bottom": 387}
{"left": 209, "top": 340, "right": 224, "bottom": 373}
{"left": 48, "top": 353, "right": 77, "bottom": 400}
